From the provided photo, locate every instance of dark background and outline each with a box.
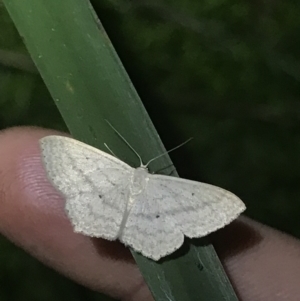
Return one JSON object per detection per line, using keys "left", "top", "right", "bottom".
{"left": 1, "top": 0, "right": 300, "bottom": 300}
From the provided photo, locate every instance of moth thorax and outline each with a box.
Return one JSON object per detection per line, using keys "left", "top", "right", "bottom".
{"left": 130, "top": 167, "right": 149, "bottom": 195}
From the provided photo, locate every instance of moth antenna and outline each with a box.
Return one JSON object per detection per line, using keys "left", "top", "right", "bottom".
{"left": 105, "top": 120, "right": 144, "bottom": 166}
{"left": 104, "top": 143, "right": 119, "bottom": 159}
{"left": 145, "top": 138, "right": 193, "bottom": 168}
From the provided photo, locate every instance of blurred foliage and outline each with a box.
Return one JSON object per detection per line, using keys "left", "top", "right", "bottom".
{"left": 1, "top": 0, "right": 300, "bottom": 300}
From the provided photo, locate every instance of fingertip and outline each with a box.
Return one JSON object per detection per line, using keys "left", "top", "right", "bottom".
{"left": 0, "top": 126, "right": 72, "bottom": 250}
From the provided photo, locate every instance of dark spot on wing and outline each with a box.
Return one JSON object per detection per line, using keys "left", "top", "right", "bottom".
{"left": 192, "top": 192, "right": 195, "bottom": 196}
{"left": 156, "top": 215, "right": 160, "bottom": 218}
{"left": 98, "top": 195, "right": 102, "bottom": 199}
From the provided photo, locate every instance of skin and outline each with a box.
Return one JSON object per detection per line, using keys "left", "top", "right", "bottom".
{"left": 0, "top": 127, "right": 299, "bottom": 301}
